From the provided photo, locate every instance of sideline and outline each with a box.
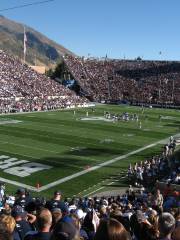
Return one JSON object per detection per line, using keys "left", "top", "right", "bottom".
{"left": 0, "top": 103, "right": 95, "bottom": 117}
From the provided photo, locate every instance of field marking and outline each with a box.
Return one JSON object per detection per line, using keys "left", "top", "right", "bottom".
{"left": 35, "top": 132, "right": 180, "bottom": 192}
{"left": 0, "top": 105, "right": 92, "bottom": 117}
{"left": 0, "top": 144, "right": 84, "bottom": 170}
{"left": 0, "top": 177, "right": 37, "bottom": 191}
{"left": 83, "top": 181, "right": 116, "bottom": 197}
{"left": 82, "top": 174, "right": 125, "bottom": 197}
{"left": 83, "top": 187, "right": 105, "bottom": 197}
{"left": 1, "top": 132, "right": 179, "bottom": 192}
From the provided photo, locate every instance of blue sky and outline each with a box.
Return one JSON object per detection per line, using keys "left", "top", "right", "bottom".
{"left": 1, "top": 0, "right": 180, "bottom": 60}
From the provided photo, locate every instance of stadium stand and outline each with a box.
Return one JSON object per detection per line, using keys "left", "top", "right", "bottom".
{"left": 63, "top": 55, "right": 180, "bottom": 105}
{"left": 0, "top": 51, "right": 180, "bottom": 240}
{"left": 0, "top": 50, "right": 88, "bottom": 113}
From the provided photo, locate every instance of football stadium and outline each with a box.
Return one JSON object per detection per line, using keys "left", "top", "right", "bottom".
{"left": 0, "top": 1, "right": 179, "bottom": 240}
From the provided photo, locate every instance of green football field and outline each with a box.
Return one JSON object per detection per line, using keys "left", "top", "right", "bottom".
{"left": 0, "top": 104, "right": 179, "bottom": 198}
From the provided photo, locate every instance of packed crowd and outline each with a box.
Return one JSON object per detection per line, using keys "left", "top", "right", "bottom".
{"left": 0, "top": 183, "right": 179, "bottom": 240}
{"left": 0, "top": 147, "right": 179, "bottom": 240}
{"left": 0, "top": 50, "right": 88, "bottom": 113}
{"left": 63, "top": 55, "right": 180, "bottom": 105}
{"left": 128, "top": 137, "right": 180, "bottom": 187}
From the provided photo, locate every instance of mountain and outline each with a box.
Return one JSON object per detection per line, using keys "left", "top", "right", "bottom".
{"left": 0, "top": 15, "right": 74, "bottom": 67}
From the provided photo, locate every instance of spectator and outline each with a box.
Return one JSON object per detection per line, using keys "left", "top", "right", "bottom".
{"left": 153, "top": 189, "right": 164, "bottom": 212}
{"left": 158, "top": 212, "right": 176, "bottom": 240}
{"left": 0, "top": 214, "right": 20, "bottom": 240}
{"left": 94, "top": 218, "right": 131, "bottom": 240}
{"left": 46, "top": 191, "right": 68, "bottom": 215}
{"left": 0, "top": 221, "right": 13, "bottom": 240}
{"left": 14, "top": 188, "right": 32, "bottom": 210}
{"left": 70, "top": 213, "right": 89, "bottom": 240}
{"left": 172, "top": 226, "right": 180, "bottom": 240}
{"left": 51, "top": 208, "right": 62, "bottom": 231}
{"left": 50, "top": 221, "right": 78, "bottom": 240}
{"left": 11, "top": 205, "right": 33, "bottom": 240}
{"left": 25, "top": 208, "right": 52, "bottom": 240}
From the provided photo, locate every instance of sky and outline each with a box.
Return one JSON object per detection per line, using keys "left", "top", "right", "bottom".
{"left": 1, "top": 0, "right": 180, "bottom": 60}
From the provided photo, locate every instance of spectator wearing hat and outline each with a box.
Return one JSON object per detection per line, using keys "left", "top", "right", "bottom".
{"left": 158, "top": 212, "right": 176, "bottom": 240}
{"left": 130, "top": 210, "right": 151, "bottom": 240}
{"left": 51, "top": 208, "right": 62, "bottom": 231}
{"left": 70, "top": 212, "right": 89, "bottom": 240}
{"left": 75, "top": 209, "right": 89, "bottom": 240}
{"left": 12, "top": 205, "right": 33, "bottom": 240}
{"left": 46, "top": 191, "right": 68, "bottom": 215}
{"left": 50, "top": 221, "right": 78, "bottom": 240}
{"left": 14, "top": 188, "right": 32, "bottom": 210}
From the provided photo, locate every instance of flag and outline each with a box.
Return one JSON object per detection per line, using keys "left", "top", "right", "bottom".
{"left": 23, "top": 26, "right": 27, "bottom": 62}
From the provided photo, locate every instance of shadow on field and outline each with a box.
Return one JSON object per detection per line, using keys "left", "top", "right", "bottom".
{"left": 66, "top": 147, "right": 128, "bottom": 157}
{"left": 164, "top": 123, "right": 180, "bottom": 128}
{"left": 37, "top": 156, "right": 87, "bottom": 169}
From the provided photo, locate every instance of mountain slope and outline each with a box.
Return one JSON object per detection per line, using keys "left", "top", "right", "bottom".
{"left": 0, "top": 15, "right": 74, "bottom": 67}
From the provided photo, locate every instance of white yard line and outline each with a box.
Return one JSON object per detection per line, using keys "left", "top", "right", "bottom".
{"left": 83, "top": 187, "right": 105, "bottom": 197}
{"left": 83, "top": 181, "right": 115, "bottom": 197}
{"left": 0, "top": 177, "right": 37, "bottom": 191}
{"left": 1, "top": 133, "right": 180, "bottom": 192}
{"left": 83, "top": 175, "right": 125, "bottom": 197}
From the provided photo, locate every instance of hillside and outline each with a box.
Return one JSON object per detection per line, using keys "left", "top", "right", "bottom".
{"left": 0, "top": 15, "right": 74, "bottom": 67}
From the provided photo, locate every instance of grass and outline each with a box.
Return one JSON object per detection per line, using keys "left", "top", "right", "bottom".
{"left": 0, "top": 104, "right": 179, "bottom": 198}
